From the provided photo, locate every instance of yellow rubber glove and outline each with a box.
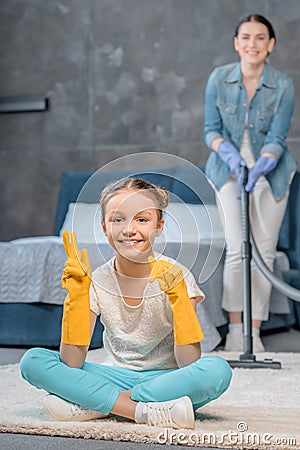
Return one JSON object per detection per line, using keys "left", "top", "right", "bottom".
{"left": 61, "top": 230, "right": 92, "bottom": 346}
{"left": 148, "top": 257, "right": 204, "bottom": 345}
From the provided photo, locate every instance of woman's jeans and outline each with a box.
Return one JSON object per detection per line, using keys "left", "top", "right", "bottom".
{"left": 20, "top": 348, "right": 232, "bottom": 415}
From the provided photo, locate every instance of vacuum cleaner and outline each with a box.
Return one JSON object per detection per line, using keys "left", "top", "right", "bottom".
{"left": 227, "top": 166, "right": 300, "bottom": 369}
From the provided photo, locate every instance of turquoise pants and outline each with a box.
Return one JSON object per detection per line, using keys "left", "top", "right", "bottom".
{"left": 20, "top": 348, "right": 232, "bottom": 415}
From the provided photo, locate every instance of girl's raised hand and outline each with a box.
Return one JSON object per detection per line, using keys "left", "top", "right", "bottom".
{"left": 62, "top": 231, "right": 91, "bottom": 293}
{"left": 148, "top": 256, "right": 183, "bottom": 293}
{"left": 148, "top": 257, "right": 204, "bottom": 346}
{"left": 61, "top": 231, "right": 92, "bottom": 346}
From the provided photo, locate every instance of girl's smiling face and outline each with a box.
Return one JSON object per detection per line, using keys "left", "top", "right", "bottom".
{"left": 101, "top": 189, "right": 164, "bottom": 263}
{"left": 234, "top": 21, "right": 275, "bottom": 67}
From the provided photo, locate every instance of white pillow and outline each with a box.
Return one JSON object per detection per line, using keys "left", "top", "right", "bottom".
{"left": 163, "top": 202, "right": 224, "bottom": 243}
{"left": 59, "top": 203, "right": 107, "bottom": 243}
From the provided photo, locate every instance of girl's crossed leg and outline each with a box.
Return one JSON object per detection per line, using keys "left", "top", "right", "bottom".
{"left": 20, "top": 347, "right": 232, "bottom": 425}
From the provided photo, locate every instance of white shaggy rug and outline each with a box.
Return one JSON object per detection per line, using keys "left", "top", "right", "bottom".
{"left": 0, "top": 349, "right": 299, "bottom": 449}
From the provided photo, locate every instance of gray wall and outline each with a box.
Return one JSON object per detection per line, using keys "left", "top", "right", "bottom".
{"left": 1, "top": 0, "right": 300, "bottom": 240}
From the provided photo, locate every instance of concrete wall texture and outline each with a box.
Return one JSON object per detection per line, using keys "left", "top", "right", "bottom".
{"left": 1, "top": 0, "right": 300, "bottom": 240}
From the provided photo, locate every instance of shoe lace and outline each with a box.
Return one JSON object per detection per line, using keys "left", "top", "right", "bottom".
{"left": 145, "top": 403, "right": 173, "bottom": 427}
{"left": 70, "top": 403, "right": 87, "bottom": 417}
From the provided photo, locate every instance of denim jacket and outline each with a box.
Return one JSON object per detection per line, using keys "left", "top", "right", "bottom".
{"left": 204, "top": 62, "right": 297, "bottom": 200}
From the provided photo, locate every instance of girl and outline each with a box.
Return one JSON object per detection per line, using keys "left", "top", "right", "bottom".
{"left": 20, "top": 177, "right": 232, "bottom": 429}
{"left": 204, "top": 14, "right": 297, "bottom": 352}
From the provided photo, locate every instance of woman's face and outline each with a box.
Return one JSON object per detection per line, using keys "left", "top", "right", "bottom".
{"left": 234, "top": 21, "right": 275, "bottom": 67}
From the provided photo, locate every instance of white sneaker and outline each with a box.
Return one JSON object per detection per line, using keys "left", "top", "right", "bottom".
{"left": 43, "top": 394, "right": 107, "bottom": 422}
{"left": 253, "top": 335, "right": 265, "bottom": 353}
{"left": 224, "top": 329, "right": 243, "bottom": 351}
{"left": 135, "top": 396, "right": 194, "bottom": 429}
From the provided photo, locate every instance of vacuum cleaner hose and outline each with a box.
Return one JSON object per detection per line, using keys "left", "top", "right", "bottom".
{"left": 251, "top": 230, "right": 300, "bottom": 302}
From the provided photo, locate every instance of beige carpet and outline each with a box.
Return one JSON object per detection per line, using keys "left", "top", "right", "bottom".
{"left": 0, "top": 349, "right": 299, "bottom": 449}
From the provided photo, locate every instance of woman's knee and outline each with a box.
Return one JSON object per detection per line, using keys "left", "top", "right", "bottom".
{"left": 225, "top": 249, "right": 242, "bottom": 264}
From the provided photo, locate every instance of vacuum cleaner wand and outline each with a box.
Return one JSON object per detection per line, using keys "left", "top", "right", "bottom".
{"left": 240, "top": 165, "right": 254, "bottom": 359}
{"left": 228, "top": 166, "right": 281, "bottom": 369}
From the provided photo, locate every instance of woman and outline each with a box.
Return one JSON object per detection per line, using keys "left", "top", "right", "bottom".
{"left": 204, "top": 14, "right": 297, "bottom": 352}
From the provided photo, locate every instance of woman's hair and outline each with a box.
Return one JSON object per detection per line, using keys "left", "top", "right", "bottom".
{"left": 99, "top": 177, "right": 169, "bottom": 220}
{"left": 234, "top": 14, "right": 276, "bottom": 42}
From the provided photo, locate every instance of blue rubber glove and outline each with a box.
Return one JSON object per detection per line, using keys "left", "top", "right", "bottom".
{"left": 245, "top": 156, "right": 277, "bottom": 193}
{"left": 218, "top": 141, "right": 246, "bottom": 177}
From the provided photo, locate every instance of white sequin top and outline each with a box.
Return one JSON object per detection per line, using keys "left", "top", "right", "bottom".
{"left": 90, "top": 254, "right": 205, "bottom": 371}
